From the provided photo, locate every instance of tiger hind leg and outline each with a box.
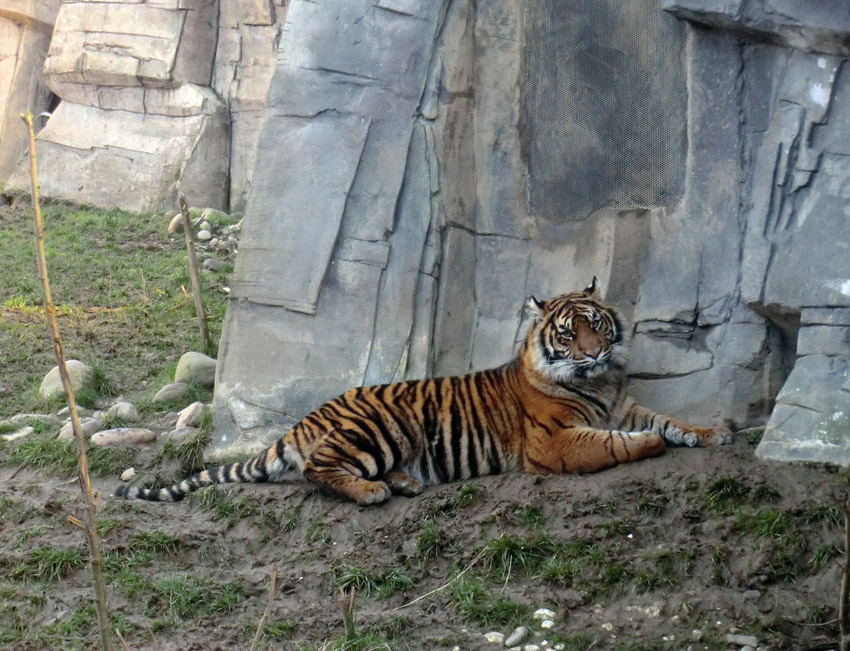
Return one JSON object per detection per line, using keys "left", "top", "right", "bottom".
{"left": 384, "top": 471, "right": 424, "bottom": 497}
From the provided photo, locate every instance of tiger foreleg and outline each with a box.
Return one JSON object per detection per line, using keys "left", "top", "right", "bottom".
{"left": 529, "top": 427, "right": 665, "bottom": 474}
{"left": 617, "top": 400, "right": 733, "bottom": 448}
{"left": 302, "top": 461, "right": 392, "bottom": 505}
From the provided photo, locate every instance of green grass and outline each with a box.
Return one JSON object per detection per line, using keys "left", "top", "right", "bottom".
{"left": 333, "top": 564, "right": 413, "bottom": 599}
{"left": 449, "top": 573, "right": 530, "bottom": 627}
{"left": 416, "top": 519, "right": 451, "bottom": 560}
{"left": 0, "top": 201, "right": 229, "bottom": 418}
{"left": 13, "top": 545, "right": 86, "bottom": 581}
{"left": 148, "top": 574, "right": 246, "bottom": 621}
{"left": 703, "top": 476, "right": 751, "bottom": 512}
{"left": 452, "top": 482, "right": 486, "bottom": 509}
{"left": 188, "top": 487, "right": 258, "bottom": 526}
{"left": 0, "top": 435, "right": 137, "bottom": 478}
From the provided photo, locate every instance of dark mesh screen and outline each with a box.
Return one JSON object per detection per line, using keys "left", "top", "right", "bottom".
{"left": 523, "top": 0, "right": 687, "bottom": 221}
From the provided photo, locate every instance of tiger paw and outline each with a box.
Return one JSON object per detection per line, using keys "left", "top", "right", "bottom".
{"left": 685, "top": 425, "right": 734, "bottom": 448}
{"left": 353, "top": 480, "right": 392, "bottom": 506}
{"left": 384, "top": 471, "right": 424, "bottom": 497}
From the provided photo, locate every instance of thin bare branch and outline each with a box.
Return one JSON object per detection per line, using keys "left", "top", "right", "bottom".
{"left": 21, "top": 109, "right": 114, "bottom": 651}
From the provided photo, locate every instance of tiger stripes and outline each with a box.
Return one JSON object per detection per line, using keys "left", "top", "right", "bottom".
{"left": 115, "top": 279, "right": 733, "bottom": 505}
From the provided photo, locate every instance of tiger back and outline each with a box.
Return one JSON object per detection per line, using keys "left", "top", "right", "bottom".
{"left": 115, "top": 279, "right": 732, "bottom": 505}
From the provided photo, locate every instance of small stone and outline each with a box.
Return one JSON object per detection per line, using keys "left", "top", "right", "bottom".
{"left": 725, "top": 634, "right": 758, "bottom": 647}
{"left": 90, "top": 428, "right": 156, "bottom": 447}
{"left": 199, "top": 220, "right": 211, "bottom": 232}
{"left": 176, "top": 402, "right": 209, "bottom": 429}
{"left": 601, "top": 623, "right": 614, "bottom": 632}
{"left": 1, "top": 426, "right": 34, "bottom": 442}
{"left": 197, "top": 229, "right": 212, "bottom": 241}
{"left": 57, "top": 417, "right": 103, "bottom": 441}
{"left": 690, "top": 629, "right": 703, "bottom": 642}
{"left": 202, "top": 257, "right": 228, "bottom": 271}
{"left": 540, "top": 620, "right": 554, "bottom": 629}
{"left": 505, "top": 626, "right": 529, "bottom": 647}
{"left": 10, "top": 413, "right": 58, "bottom": 425}
{"left": 554, "top": 645, "right": 565, "bottom": 651}
{"left": 120, "top": 467, "right": 136, "bottom": 482}
{"left": 164, "top": 426, "right": 200, "bottom": 446}
{"left": 740, "top": 646, "right": 755, "bottom": 651}
{"left": 209, "top": 237, "right": 220, "bottom": 248}
{"left": 484, "top": 632, "right": 504, "bottom": 644}
{"left": 533, "top": 608, "right": 556, "bottom": 621}
{"left": 175, "top": 351, "right": 217, "bottom": 387}
{"left": 106, "top": 401, "right": 140, "bottom": 423}
{"left": 153, "top": 382, "right": 190, "bottom": 404}
{"left": 168, "top": 213, "right": 185, "bottom": 233}
{"left": 523, "top": 646, "right": 540, "bottom": 651}
{"left": 742, "top": 590, "right": 761, "bottom": 600}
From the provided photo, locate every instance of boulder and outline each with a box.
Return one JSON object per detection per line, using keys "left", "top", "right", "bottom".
{"left": 175, "top": 352, "right": 217, "bottom": 387}
{"left": 38, "top": 360, "right": 94, "bottom": 401}
{"left": 176, "top": 402, "right": 209, "bottom": 429}
{"left": 153, "top": 382, "right": 190, "bottom": 404}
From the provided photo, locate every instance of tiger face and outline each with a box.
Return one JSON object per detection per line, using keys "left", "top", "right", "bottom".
{"left": 524, "top": 278, "right": 627, "bottom": 383}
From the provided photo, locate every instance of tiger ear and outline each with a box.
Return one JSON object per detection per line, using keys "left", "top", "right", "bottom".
{"left": 583, "top": 276, "right": 600, "bottom": 298}
{"left": 525, "top": 296, "right": 546, "bottom": 319}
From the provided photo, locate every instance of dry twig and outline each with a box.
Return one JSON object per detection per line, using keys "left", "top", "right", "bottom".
{"left": 21, "top": 109, "right": 114, "bottom": 651}
{"left": 250, "top": 564, "right": 279, "bottom": 651}
{"left": 178, "top": 196, "right": 210, "bottom": 351}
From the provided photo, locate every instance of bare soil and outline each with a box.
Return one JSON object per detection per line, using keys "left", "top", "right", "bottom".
{"left": 0, "top": 435, "right": 844, "bottom": 651}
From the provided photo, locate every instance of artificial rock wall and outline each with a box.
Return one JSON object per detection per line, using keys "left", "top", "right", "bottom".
{"left": 1, "top": 0, "right": 287, "bottom": 213}
{"left": 0, "top": 0, "right": 59, "bottom": 181}
{"left": 211, "top": 0, "right": 850, "bottom": 465}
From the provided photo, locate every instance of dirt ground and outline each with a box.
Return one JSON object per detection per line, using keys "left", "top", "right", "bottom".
{"left": 0, "top": 433, "right": 845, "bottom": 651}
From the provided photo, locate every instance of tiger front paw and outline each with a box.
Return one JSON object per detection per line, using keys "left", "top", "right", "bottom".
{"left": 691, "top": 425, "right": 734, "bottom": 447}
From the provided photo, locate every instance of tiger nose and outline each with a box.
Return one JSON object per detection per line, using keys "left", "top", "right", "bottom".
{"left": 585, "top": 345, "right": 602, "bottom": 360}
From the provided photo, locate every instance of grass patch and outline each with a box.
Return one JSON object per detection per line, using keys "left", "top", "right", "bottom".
{"left": 449, "top": 573, "right": 530, "bottom": 627}
{"left": 703, "top": 476, "right": 750, "bottom": 512}
{"left": 333, "top": 564, "right": 413, "bottom": 599}
{"left": 148, "top": 574, "right": 246, "bottom": 621}
{"left": 452, "top": 482, "right": 486, "bottom": 509}
{"left": 188, "top": 487, "right": 258, "bottom": 526}
{"left": 0, "top": 201, "right": 229, "bottom": 418}
{"left": 0, "top": 435, "right": 137, "bottom": 478}
{"left": 416, "top": 519, "right": 451, "bottom": 560}
{"left": 14, "top": 546, "right": 86, "bottom": 581}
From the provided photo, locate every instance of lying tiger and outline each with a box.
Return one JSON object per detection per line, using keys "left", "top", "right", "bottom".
{"left": 116, "top": 279, "right": 732, "bottom": 505}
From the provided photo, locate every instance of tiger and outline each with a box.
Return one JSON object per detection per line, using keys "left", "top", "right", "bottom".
{"left": 115, "top": 278, "right": 733, "bottom": 506}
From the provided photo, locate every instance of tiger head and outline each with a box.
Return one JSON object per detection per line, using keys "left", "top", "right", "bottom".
{"left": 522, "top": 278, "right": 627, "bottom": 383}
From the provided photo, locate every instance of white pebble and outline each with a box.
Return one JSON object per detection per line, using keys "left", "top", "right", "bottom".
{"left": 533, "top": 608, "right": 556, "bottom": 621}
{"left": 690, "top": 629, "right": 703, "bottom": 642}
{"left": 540, "top": 620, "right": 554, "bottom": 629}
{"left": 505, "top": 626, "right": 529, "bottom": 647}
{"left": 483, "top": 631, "right": 504, "bottom": 644}
{"left": 554, "top": 645, "right": 565, "bottom": 651}
{"left": 524, "top": 646, "right": 540, "bottom": 651}
{"left": 602, "top": 622, "right": 614, "bottom": 632}
{"left": 121, "top": 467, "right": 136, "bottom": 482}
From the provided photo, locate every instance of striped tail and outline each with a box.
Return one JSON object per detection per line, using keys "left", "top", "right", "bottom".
{"left": 114, "top": 442, "right": 293, "bottom": 502}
